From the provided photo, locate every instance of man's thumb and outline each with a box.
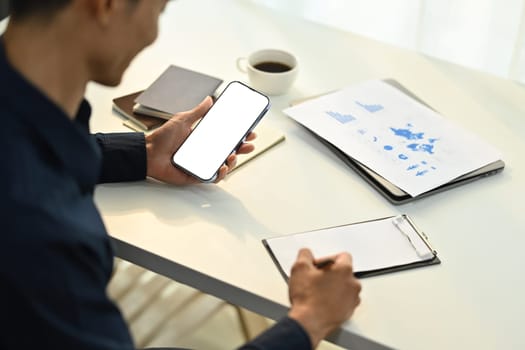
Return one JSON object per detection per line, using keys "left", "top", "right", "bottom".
{"left": 186, "top": 96, "right": 213, "bottom": 124}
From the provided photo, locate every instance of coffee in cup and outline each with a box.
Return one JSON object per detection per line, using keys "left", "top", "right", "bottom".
{"left": 237, "top": 49, "right": 298, "bottom": 95}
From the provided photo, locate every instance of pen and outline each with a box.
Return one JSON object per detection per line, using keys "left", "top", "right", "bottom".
{"left": 314, "top": 258, "right": 335, "bottom": 269}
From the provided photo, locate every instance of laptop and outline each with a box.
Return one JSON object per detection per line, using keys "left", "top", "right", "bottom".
{"left": 321, "top": 138, "right": 504, "bottom": 204}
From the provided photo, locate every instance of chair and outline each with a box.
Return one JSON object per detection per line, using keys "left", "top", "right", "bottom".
{"left": 109, "top": 259, "right": 271, "bottom": 349}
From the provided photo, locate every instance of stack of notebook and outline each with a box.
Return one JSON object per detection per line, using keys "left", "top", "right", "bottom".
{"left": 113, "top": 65, "right": 224, "bottom": 131}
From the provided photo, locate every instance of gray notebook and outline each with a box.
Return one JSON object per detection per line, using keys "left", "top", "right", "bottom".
{"left": 135, "top": 65, "right": 223, "bottom": 117}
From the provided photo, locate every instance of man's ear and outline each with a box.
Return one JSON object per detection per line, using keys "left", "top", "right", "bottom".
{"left": 81, "top": 0, "right": 123, "bottom": 27}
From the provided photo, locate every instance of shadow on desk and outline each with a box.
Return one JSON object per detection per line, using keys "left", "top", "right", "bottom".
{"left": 95, "top": 179, "right": 272, "bottom": 240}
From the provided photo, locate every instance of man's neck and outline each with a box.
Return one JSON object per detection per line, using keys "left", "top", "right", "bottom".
{"left": 3, "top": 17, "right": 89, "bottom": 119}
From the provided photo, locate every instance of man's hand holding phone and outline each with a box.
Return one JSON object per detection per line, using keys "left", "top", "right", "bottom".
{"left": 145, "top": 96, "right": 256, "bottom": 185}
{"left": 171, "top": 81, "right": 270, "bottom": 182}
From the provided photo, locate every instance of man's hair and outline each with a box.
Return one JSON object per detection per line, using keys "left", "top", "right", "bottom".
{"left": 9, "top": 0, "right": 72, "bottom": 20}
{"left": 9, "top": 0, "right": 141, "bottom": 20}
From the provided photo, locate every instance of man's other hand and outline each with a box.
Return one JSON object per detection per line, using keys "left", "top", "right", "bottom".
{"left": 287, "top": 248, "right": 362, "bottom": 348}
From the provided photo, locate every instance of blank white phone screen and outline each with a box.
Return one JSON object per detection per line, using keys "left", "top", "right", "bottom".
{"left": 172, "top": 82, "right": 270, "bottom": 181}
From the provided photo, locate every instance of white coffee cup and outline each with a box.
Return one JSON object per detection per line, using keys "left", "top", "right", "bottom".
{"left": 237, "top": 49, "right": 298, "bottom": 95}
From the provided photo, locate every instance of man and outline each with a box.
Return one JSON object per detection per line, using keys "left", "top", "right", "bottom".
{"left": 0, "top": 1, "right": 362, "bottom": 349}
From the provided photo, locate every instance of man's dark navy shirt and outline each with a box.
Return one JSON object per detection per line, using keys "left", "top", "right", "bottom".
{"left": 0, "top": 40, "right": 310, "bottom": 349}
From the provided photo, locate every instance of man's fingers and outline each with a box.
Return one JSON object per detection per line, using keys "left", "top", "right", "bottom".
{"left": 226, "top": 154, "right": 237, "bottom": 170}
{"left": 334, "top": 252, "right": 353, "bottom": 265}
{"left": 297, "top": 250, "right": 351, "bottom": 267}
{"left": 237, "top": 143, "right": 255, "bottom": 154}
{"left": 296, "top": 248, "right": 315, "bottom": 264}
{"left": 245, "top": 132, "right": 257, "bottom": 141}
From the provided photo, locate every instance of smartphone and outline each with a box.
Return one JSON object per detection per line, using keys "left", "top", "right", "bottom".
{"left": 171, "top": 81, "right": 271, "bottom": 182}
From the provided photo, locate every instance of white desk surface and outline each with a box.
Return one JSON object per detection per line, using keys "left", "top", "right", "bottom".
{"left": 6, "top": 1, "right": 524, "bottom": 349}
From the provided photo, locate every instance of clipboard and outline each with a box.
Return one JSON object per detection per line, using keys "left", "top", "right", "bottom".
{"left": 262, "top": 215, "right": 440, "bottom": 280}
